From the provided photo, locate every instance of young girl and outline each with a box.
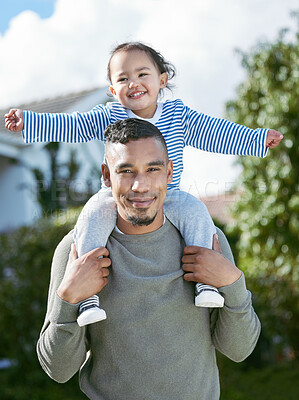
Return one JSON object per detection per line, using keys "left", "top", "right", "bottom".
{"left": 5, "top": 42, "right": 283, "bottom": 326}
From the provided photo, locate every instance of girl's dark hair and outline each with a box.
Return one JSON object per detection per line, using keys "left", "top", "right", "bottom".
{"left": 107, "top": 41, "right": 176, "bottom": 94}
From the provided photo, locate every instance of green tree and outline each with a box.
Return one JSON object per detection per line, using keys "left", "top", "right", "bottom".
{"left": 32, "top": 142, "right": 101, "bottom": 215}
{"left": 226, "top": 17, "right": 299, "bottom": 360}
{"left": 32, "top": 142, "right": 63, "bottom": 212}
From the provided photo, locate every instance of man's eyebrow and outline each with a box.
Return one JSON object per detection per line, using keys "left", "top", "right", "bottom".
{"left": 147, "top": 160, "right": 165, "bottom": 167}
{"left": 115, "top": 162, "right": 134, "bottom": 170}
{"left": 115, "top": 160, "right": 165, "bottom": 170}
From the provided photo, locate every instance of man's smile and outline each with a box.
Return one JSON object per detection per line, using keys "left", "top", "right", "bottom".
{"left": 126, "top": 196, "right": 156, "bottom": 208}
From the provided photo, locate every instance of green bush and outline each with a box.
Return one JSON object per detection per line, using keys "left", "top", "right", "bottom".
{"left": 218, "top": 355, "right": 299, "bottom": 400}
{"left": 0, "top": 209, "right": 87, "bottom": 400}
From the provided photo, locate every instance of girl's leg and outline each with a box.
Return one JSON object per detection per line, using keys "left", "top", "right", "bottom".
{"left": 164, "top": 190, "right": 224, "bottom": 308}
{"left": 73, "top": 188, "right": 117, "bottom": 326}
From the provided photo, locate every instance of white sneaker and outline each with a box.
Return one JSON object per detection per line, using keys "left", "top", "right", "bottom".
{"left": 77, "top": 307, "right": 107, "bottom": 327}
{"left": 77, "top": 295, "right": 107, "bottom": 327}
{"left": 195, "top": 284, "right": 224, "bottom": 308}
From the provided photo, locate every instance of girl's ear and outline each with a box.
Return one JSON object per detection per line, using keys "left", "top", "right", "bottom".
{"left": 160, "top": 72, "right": 168, "bottom": 89}
{"left": 101, "top": 163, "right": 112, "bottom": 187}
{"left": 109, "top": 85, "right": 116, "bottom": 97}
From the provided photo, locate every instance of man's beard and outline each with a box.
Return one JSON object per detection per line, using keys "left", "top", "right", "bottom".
{"left": 127, "top": 211, "right": 158, "bottom": 227}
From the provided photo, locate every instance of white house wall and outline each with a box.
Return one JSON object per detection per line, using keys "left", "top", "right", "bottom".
{"left": 0, "top": 156, "right": 41, "bottom": 231}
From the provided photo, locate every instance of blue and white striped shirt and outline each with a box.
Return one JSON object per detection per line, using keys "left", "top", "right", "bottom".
{"left": 23, "top": 99, "right": 268, "bottom": 189}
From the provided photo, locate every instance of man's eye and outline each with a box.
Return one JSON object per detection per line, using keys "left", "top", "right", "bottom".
{"left": 148, "top": 167, "right": 160, "bottom": 172}
{"left": 120, "top": 170, "right": 132, "bottom": 174}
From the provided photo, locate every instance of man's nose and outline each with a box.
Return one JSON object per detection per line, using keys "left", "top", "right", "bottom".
{"left": 131, "top": 174, "right": 149, "bottom": 192}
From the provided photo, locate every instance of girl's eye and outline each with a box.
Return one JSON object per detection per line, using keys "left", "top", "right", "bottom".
{"left": 118, "top": 77, "right": 127, "bottom": 82}
{"left": 139, "top": 73, "right": 148, "bottom": 77}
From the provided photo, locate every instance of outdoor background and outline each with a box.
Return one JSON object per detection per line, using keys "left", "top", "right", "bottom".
{"left": 0, "top": 1, "right": 298, "bottom": 399}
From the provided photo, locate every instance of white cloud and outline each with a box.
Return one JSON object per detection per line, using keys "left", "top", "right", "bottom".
{"left": 0, "top": 0, "right": 143, "bottom": 107}
{"left": 132, "top": 0, "right": 298, "bottom": 114}
{"left": 0, "top": 0, "right": 297, "bottom": 195}
{"left": 0, "top": 0, "right": 297, "bottom": 111}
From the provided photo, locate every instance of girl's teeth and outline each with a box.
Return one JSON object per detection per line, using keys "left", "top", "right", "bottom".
{"left": 131, "top": 92, "right": 144, "bottom": 97}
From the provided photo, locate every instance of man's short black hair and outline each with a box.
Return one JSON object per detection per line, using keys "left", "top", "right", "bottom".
{"left": 104, "top": 118, "right": 168, "bottom": 156}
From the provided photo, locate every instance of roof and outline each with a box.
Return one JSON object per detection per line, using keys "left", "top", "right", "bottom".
{"left": 0, "top": 87, "right": 107, "bottom": 145}
{"left": 200, "top": 192, "right": 238, "bottom": 225}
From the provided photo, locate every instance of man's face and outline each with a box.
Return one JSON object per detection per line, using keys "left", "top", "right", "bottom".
{"left": 102, "top": 137, "right": 173, "bottom": 234}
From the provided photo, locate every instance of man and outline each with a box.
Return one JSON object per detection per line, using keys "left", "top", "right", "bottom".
{"left": 37, "top": 118, "right": 261, "bottom": 400}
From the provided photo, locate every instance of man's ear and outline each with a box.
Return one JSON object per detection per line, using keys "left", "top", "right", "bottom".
{"left": 167, "top": 160, "right": 173, "bottom": 184}
{"left": 109, "top": 85, "right": 116, "bottom": 97}
{"left": 101, "top": 163, "right": 111, "bottom": 187}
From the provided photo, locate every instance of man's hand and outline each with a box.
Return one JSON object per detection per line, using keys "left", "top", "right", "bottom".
{"left": 57, "top": 244, "right": 111, "bottom": 304}
{"left": 5, "top": 109, "right": 24, "bottom": 132}
{"left": 266, "top": 129, "right": 283, "bottom": 149}
{"left": 182, "top": 234, "right": 241, "bottom": 288}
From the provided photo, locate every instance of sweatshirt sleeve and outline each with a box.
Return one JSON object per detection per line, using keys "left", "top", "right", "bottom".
{"left": 184, "top": 107, "right": 269, "bottom": 158}
{"left": 22, "top": 104, "right": 110, "bottom": 144}
{"left": 209, "top": 228, "right": 261, "bottom": 362}
{"left": 36, "top": 231, "right": 88, "bottom": 383}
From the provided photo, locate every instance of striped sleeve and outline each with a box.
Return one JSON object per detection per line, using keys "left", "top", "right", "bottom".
{"left": 22, "top": 104, "right": 111, "bottom": 143}
{"left": 184, "top": 107, "right": 269, "bottom": 158}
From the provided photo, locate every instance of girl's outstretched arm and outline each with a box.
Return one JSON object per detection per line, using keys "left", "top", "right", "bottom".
{"left": 184, "top": 107, "right": 283, "bottom": 158}
{"left": 6, "top": 104, "right": 112, "bottom": 144}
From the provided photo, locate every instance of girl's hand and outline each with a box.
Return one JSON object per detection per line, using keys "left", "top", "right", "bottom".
{"left": 266, "top": 129, "right": 283, "bottom": 149}
{"left": 5, "top": 109, "right": 24, "bottom": 132}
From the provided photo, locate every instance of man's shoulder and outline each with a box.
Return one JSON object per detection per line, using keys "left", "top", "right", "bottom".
{"left": 60, "top": 229, "right": 74, "bottom": 245}
{"left": 53, "top": 230, "right": 74, "bottom": 261}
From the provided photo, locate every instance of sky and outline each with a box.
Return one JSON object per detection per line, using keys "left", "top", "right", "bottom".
{"left": 0, "top": 0, "right": 298, "bottom": 196}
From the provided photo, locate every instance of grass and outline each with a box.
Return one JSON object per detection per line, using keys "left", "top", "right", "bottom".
{"left": 219, "top": 358, "right": 299, "bottom": 400}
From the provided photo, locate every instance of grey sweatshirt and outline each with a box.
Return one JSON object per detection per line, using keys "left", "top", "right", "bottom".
{"left": 37, "top": 220, "right": 261, "bottom": 400}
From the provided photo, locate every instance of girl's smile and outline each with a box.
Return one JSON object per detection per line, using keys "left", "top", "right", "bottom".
{"left": 128, "top": 91, "right": 146, "bottom": 99}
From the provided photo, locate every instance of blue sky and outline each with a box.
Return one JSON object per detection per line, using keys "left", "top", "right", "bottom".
{"left": 0, "top": 0, "right": 56, "bottom": 34}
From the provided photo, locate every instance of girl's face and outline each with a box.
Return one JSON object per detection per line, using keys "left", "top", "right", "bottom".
{"left": 109, "top": 50, "right": 168, "bottom": 119}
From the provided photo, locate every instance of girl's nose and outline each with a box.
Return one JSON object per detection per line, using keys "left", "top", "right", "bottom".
{"left": 129, "top": 80, "right": 138, "bottom": 89}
